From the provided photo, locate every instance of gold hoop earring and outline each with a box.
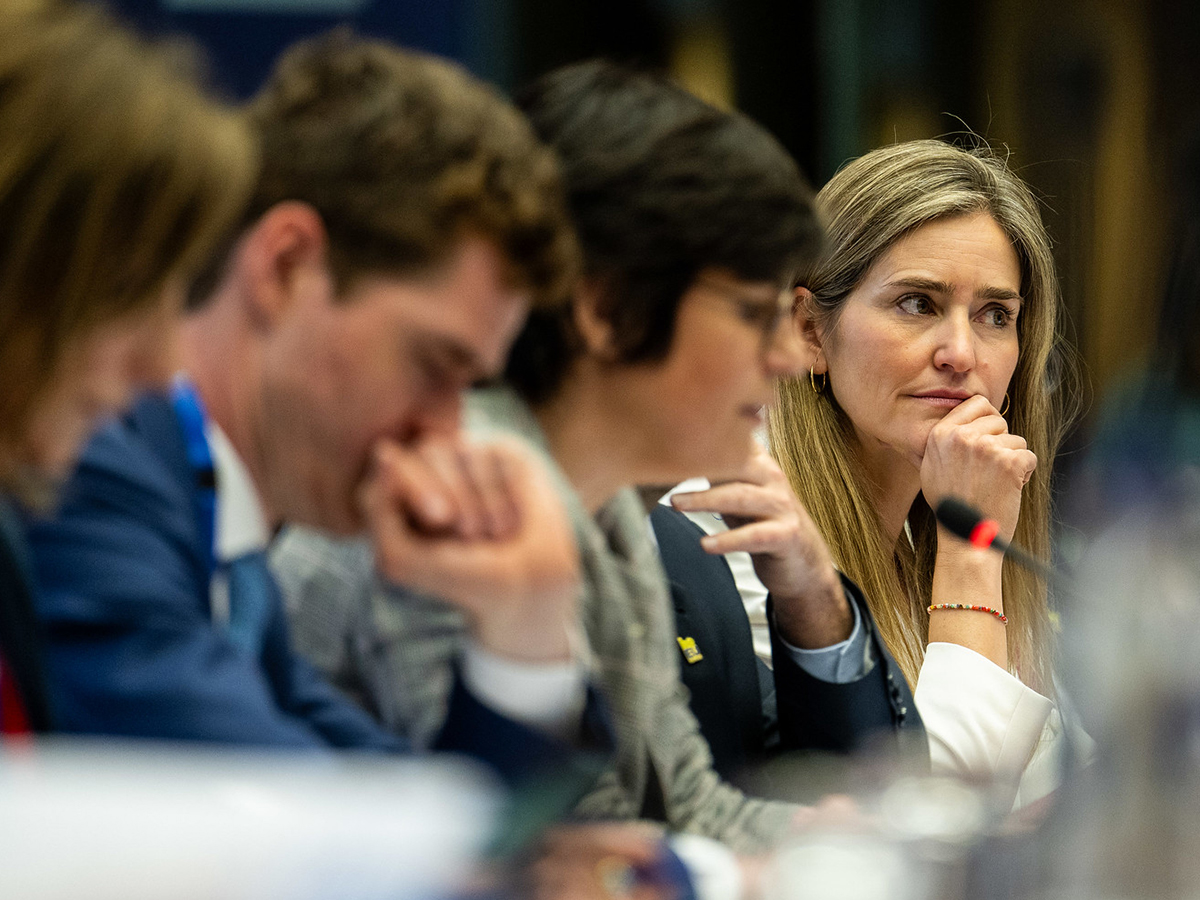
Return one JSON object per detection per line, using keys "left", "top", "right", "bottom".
{"left": 999, "top": 393, "right": 1010, "bottom": 416}
{"left": 810, "top": 367, "right": 826, "bottom": 395}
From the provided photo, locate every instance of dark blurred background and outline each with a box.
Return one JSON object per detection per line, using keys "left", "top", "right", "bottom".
{"left": 107, "top": 0, "right": 1200, "bottom": 427}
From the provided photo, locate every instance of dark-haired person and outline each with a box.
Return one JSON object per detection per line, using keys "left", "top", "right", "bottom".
{"left": 275, "top": 62, "right": 914, "bottom": 883}
{"left": 25, "top": 33, "right": 608, "bottom": 785}
{"left": 0, "top": 3, "right": 256, "bottom": 736}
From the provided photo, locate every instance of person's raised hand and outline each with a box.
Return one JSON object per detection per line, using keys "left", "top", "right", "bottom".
{"left": 919, "top": 394, "right": 1036, "bottom": 545}
{"left": 360, "top": 435, "right": 580, "bottom": 663}
{"left": 670, "top": 444, "right": 850, "bottom": 649}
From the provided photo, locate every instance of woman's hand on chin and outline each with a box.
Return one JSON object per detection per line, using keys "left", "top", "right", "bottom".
{"left": 919, "top": 394, "right": 1036, "bottom": 544}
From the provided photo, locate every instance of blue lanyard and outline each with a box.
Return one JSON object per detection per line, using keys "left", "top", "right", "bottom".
{"left": 170, "top": 376, "right": 217, "bottom": 578}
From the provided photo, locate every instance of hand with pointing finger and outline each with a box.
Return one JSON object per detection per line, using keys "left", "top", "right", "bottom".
{"left": 669, "top": 444, "right": 851, "bottom": 650}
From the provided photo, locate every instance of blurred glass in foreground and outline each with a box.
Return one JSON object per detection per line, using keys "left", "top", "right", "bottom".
{"left": 0, "top": 741, "right": 499, "bottom": 900}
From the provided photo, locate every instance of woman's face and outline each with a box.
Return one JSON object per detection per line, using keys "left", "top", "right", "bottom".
{"left": 13, "top": 285, "right": 180, "bottom": 494}
{"left": 816, "top": 211, "right": 1023, "bottom": 474}
{"left": 601, "top": 268, "right": 806, "bottom": 484}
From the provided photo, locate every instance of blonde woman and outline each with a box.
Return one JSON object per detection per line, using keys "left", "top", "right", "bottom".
{"left": 767, "top": 139, "right": 1084, "bottom": 807}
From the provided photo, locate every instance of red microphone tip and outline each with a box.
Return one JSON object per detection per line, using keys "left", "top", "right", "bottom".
{"left": 968, "top": 519, "right": 1000, "bottom": 549}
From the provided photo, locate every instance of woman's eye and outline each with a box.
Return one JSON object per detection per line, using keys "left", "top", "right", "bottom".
{"left": 983, "top": 306, "right": 1014, "bottom": 327}
{"left": 897, "top": 294, "right": 932, "bottom": 315}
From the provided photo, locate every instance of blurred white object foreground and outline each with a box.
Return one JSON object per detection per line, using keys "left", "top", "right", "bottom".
{"left": 0, "top": 740, "right": 501, "bottom": 900}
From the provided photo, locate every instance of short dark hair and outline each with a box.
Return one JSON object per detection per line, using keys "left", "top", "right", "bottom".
{"left": 190, "top": 30, "right": 578, "bottom": 310}
{"left": 504, "top": 60, "right": 823, "bottom": 403}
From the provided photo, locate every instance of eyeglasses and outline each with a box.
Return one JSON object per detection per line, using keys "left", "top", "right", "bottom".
{"left": 693, "top": 276, "right": 794, "bottom": 354}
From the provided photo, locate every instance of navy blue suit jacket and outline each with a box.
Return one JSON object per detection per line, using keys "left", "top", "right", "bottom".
{"left": 27, "top": 394, "right": 608, "bottom": 787}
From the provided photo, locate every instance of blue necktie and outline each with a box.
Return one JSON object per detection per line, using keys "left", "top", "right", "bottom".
{"left": 225, "top": 550, "right": 274, "bottom": 656}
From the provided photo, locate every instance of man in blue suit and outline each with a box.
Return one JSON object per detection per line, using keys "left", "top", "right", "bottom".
{"left": 26, "top": 32, "right": 605, "bottom": 786}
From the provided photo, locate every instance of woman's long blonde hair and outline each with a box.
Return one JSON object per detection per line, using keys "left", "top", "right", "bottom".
{"left": 769, "top": 139, "right": 1077, "bottom": 695}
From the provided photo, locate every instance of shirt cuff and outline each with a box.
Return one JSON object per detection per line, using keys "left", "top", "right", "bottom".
{"left": 668, "top": 834, "right": 743, "bottom": 900}
{"left": 777, "top": 593, "right": 870, "bottom": 683}
{"left": 459, "top": 641, "right": 587, "bottom": 741}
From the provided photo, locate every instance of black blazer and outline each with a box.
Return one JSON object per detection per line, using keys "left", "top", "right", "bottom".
{"left": 651, "top": 504, "right": 920, "bottom": 780}
{"left": 0, "top": 498, "right": 53, "bottom": 732}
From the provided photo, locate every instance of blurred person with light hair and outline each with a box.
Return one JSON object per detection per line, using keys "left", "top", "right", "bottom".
{"left": 0, "top": 2, "right": 257, "bottom": 736}
{"left": 1027, "top": 134, "right": 1200, "bottom": 900}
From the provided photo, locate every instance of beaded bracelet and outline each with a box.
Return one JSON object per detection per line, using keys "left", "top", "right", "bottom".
{"left": 927, "top": 603, "right": 1008, "bottom": 625}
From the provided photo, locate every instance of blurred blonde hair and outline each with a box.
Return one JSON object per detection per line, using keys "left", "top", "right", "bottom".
{"left": 0, "top": 3, "right": 257, "bottom": 492}
{"left": 769, "top": 139, "right": 1078, "bottom": 695}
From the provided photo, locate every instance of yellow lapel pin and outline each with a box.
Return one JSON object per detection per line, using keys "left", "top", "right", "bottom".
{"left": 676, "top": 636, "right": 703, "bottom": 664}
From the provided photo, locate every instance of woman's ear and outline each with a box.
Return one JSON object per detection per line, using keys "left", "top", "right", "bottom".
{"left": 572, "top": 279, "right": 619, "bottom": 361}
{"left": 793, "top": 286, "right": 827, "bottom": 373}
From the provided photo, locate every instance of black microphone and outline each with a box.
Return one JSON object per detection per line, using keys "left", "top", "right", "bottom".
{"left": 934, "top": 497, "right": 1061, "bottom": 587}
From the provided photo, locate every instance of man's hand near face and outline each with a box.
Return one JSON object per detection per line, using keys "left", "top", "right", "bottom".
{"left": 360, "top": 435, "right": 581, "bottom": 665}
